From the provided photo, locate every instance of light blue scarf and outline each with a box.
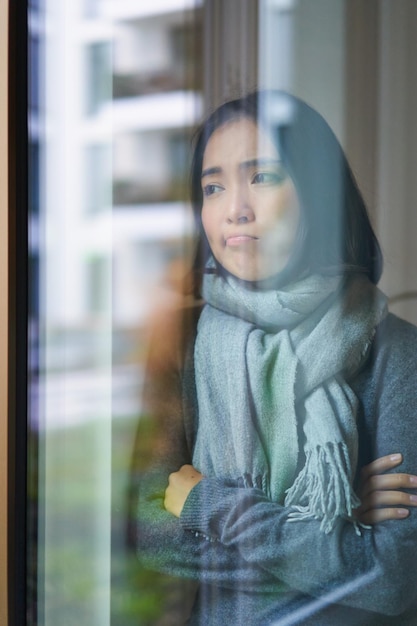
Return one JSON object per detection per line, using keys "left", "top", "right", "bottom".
{"left": 193, "top": 265, "right": 387, "bottom": 533}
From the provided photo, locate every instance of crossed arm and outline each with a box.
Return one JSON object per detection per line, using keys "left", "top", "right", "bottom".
{"left": 137, "top": 312, "right": 417, "bottom": 615}
{"left": 164, "top": 454, "right": 417, "bottom": 524}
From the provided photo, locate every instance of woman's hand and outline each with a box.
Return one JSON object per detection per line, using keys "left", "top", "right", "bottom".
{"left": 164, "top": 465, "right": 203, "bottom": 518}
{"left": 355, "top": 453, "right": 417, "bottom": 524}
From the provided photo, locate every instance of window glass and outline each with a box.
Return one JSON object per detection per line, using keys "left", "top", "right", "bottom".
{"left": 28, "top": 0, "right": 202, "bottom": 624}
{"left": 26, "top": 1, "right": 417, "bottom": 624}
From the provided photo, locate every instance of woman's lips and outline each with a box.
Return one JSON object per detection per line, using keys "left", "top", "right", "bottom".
{"left": 225, "top": 235, "right": 259, "bottom": 247}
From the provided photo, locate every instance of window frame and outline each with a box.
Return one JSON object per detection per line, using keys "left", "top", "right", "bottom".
{"left": 7, "top": 1, "right": 29, "bottom": 624}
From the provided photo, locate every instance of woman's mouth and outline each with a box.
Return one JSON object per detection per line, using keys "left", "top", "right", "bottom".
{"left": 225, "top": 235, "right": 259, "bottom": 247}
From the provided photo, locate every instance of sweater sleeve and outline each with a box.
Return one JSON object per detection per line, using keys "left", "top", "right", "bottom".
{"left": 137, "top": 467, "right": 282, "bottom": 591}
{"left": 179, "top": 315, "right": 417, "bottom": 615}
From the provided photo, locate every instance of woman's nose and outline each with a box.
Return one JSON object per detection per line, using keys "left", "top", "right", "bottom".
{"left": 226, "top": 186, "right": 255, "bottom": 224}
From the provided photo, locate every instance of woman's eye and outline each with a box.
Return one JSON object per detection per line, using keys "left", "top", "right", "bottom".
{"left": 251, "top": 171, "right": 286, "bottom": 185}
{"left": 203, "top": 183, "right": 223, "bottom": 197}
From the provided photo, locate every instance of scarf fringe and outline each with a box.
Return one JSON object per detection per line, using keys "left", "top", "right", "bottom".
{"left": 284, "top": 441, "right": 362, "bottom": 535}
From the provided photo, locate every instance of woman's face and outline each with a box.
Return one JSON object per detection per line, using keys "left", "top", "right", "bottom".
{"left": 201, "top": 117, "right": 300, "bottom": 282}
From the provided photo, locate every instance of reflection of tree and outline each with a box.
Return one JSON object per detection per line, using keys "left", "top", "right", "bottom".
{"left": 127, "top": 257, "right": 194, "bottom": 520}
{"left": 124, "top": 258, "right": 199, "bottom": 625}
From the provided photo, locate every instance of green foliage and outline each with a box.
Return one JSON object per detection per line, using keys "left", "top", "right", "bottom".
{"left": 30, "top": 416, "right": 184, "bottom": 625}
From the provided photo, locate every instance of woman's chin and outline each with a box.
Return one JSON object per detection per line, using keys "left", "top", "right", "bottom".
{"left": 217, "top": 256, "right": 298, "bottom": 289}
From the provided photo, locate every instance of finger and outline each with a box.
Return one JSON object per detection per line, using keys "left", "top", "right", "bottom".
{"left": 360, "top": 454, "right": 402, "bottom": 482}
{"left": 357, "top": 507, "right": 409, "bottom": 525}
{"left": 358, "top": 490, "right": 417, "bottom": 514}
{"left": 168, "top": 471, "right": 178, "bottom": 485}
{"left": 169, "top": 465, "right": 197, "bottom": 479}
{"left": 164, "top": 485, "right": 181, "bottom": 517}
{"left": 163, "top": 486, "right": 171, "bottom": 511}
{"left": 360, "top": 473, "right": 417, "bottom": 498}
{"left": 178, "top": 465, "right": 204, "bottom": 486}
{"left": 180, "top": 465, "right": 199, "bottom": 478}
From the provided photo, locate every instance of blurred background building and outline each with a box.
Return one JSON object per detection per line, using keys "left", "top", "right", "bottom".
{"left": 28, "top": 1, "right": 203, "bottom": 624}
{"left": 29, "top": 0, "right": 203, "bottom": 420}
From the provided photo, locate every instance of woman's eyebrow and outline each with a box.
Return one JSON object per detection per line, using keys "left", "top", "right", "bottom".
{"left": 201, "top": 158, "right": 282, "bottom": 179}
{"left": 201, "top": 166, "right": 222, "bottom": 179}
{"left": 240, "top": 157, "right": 282, "bottom": 169}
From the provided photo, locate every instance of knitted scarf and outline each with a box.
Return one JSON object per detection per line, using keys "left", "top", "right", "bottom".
{"left": 193, "top": 265, "right": 387, "bottom": 533}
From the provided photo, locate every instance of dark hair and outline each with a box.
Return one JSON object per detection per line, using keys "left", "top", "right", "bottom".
{"left": 190, "top": 90, "right": 382, "bottom": 291}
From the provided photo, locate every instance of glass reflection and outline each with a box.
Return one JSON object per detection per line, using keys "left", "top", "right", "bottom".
{"left": 28, "top": 0, "right": 202, "bottom": 623}
{"left": 26, "top": 1, "right": 417, "bottom": 624}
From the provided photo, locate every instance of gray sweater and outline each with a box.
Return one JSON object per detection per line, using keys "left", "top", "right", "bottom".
{"left": 136, "top": 311, "right": 417, "bottom": 625}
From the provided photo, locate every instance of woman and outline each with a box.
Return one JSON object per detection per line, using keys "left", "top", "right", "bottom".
{"left": 135, "top": 91, "right": 417, "bottom": 624}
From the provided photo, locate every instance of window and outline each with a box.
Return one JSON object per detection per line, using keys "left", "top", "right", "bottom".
{"left": 14, "top": 1, "right": 417, "bottom": 625}
{"left": 85, "top": 42, "right": 112, "bottom": 116}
